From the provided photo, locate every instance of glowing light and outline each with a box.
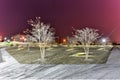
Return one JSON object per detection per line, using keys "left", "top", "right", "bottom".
{"left": 22, "top": 36, "right": 25, "bottom": 39}
{"left": 24, "top": 38, "right": 27, "bottom": 41}
{"left": 0, "top": 35, "right": 2, "bottom": 42}
{"left": 63, "top": 38, "right": 66, "bottom": 43}
{"left": 7, "top": 39, "right": 10, "bottom": 42}
{"left": 20, "top": 36, "right": 26, "bottom": 42}
{"left": 4, "top": 37, "right": 7, "bottom": 41}
{"left": 102, "top": 38, "right": 107, "bottom": 43}
{"left": 0, "top": 39, "right": 2, "bottom": 41}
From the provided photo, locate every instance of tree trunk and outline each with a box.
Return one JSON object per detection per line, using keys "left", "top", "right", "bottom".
{"left": 41, "top": 47, "right": 45, "bottom": 62}
{"left": 39, "top": 45, "right": 42, "bottom": 59}
{"left": 39, "top": 45, "right": 45, "bottom": 63}
{"left": 84, "top": 44, "right": 90, "bottom": 60}
{"left": 85, "top": 47, "right": 89, "bottom": 60}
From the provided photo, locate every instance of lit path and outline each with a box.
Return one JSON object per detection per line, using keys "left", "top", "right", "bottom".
{"left": 106, "top": 47, "right": 120, "bottom": 64}
{"left": 1, "top": 48, "right": 120, "bottom": 79}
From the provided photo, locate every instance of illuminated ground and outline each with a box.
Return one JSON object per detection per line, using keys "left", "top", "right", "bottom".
{"left": 6, "top": 46, "right": 111, "bottom": 64}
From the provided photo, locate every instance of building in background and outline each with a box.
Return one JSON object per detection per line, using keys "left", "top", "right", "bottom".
{"left": 11, "top": 34, "right": 26, "bottom": 42}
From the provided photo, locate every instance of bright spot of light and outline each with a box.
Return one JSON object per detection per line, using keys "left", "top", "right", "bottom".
{"left": 63, "top": 38, "right": 66, "bottom": 43}
{"left": 102, "top": 38, "right": 107, "bottom": 43}
{"left": 4, "top": 37, "right": 7, "bottom": 41}
{"left": 7, "top": 39, "right": 10, "bottom": 42}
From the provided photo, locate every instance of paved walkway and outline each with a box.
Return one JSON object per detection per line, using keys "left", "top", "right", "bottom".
{"left": 0, "top": 48, "right": 20, "bottom": 68}
{"left": 106, "top": 47, "right": 120, "bottom": 64}
{"left": 1, "top": 48, "right": 120, "bottom": 79}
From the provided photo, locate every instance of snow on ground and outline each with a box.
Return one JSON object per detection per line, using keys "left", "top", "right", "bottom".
{"left": 0, "top": 47, "right": 120, "bottom": 79}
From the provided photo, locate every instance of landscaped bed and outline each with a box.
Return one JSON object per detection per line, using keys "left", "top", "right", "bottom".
{"left": 6, "top": 46, "right": 111, "bottom": 64}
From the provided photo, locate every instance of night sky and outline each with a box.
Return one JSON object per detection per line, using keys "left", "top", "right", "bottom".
{"left": 0, "top": 0, "right": 120, "bottom": 42}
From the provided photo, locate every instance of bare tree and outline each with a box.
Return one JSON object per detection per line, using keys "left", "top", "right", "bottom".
{"left": 27, "top": 17, "right": 55, "bottom": 63}
{"left": 67, "top": 36, "right": 77, "bottom": 47}
{"left": 25, "top": 35, "right": 35, "bottom": 51}
{"left": 24, "top": 29, "right": 38, "bottom": 51}
{"left": 74, "top": 27, "right": 100, "bottom": 60}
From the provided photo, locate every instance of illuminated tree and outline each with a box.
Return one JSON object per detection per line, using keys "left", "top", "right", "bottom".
{"left": 24, "top": 29, "right": 38, "bottom": 51}
{"left": 74, "top": 27, "right": 100, "bottom": 60}
{"left": 67, "top": 36, "right": 77, "bottom": 47}
{"left": 25, "top": 35, "right": 36, "bottom": 51}
{"left": 27, "top": 17, "right": 55, "bottom": 63}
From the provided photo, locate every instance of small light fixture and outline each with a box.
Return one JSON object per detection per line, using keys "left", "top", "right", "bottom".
{"left": 63, "top": 38, "right": 66, "bottom": 43}
{"left": 102, "top": 38, "right": 107, "bottom": 43}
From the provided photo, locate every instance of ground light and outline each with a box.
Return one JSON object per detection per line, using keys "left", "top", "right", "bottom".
{"left": 101, "top": 38, "right": 107, "bottom": 50}
{"left": 63, "top": 38, "right": 67, "bottom": 43}
{"left": 7, "top": 39, "right": 10, "bottom": 42}
{"left": 102, "top": 38, "right": 107, "bottom": 43}
{"left": 4, "top": 37, "right": 7, "bottom": 41}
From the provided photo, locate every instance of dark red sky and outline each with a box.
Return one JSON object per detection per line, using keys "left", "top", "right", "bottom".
{"left": 0, "top": 0, "right": 120, "bottom": 42}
